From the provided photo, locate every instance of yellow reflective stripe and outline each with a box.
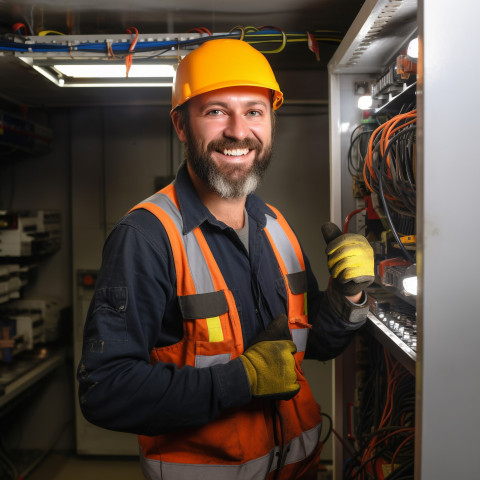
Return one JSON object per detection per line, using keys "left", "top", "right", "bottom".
{"left": 304, "top": 292, "right": 308, "bottom": 315}
{"left": 206, "top": 316, "right": 223, "bottom": 342}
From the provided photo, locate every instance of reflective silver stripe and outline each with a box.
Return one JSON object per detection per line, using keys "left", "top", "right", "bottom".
{"left": 140, "top": 192, "right": 215, "bottom": 294}
{"left": 291, "top": 328, "right": 308, "bottom": 353}
{"left": 195, "top": 353, "right": 232, "bottom": 368}
{"left": 140, "top": 423, "right": 321, "bottom": 480}
{"left": 265, "top": 215, "right": 302, "bottom": 274}
{"left": 280, "top": 422, "right": 322, "bottom": 468}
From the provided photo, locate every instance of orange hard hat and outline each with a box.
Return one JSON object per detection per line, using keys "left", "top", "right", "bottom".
{"left": 172, "top": 39, "right": 283, "bottom": 111}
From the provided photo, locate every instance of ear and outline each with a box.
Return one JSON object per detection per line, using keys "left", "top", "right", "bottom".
{"left": 170, "top": 110, "right": 187, "bottom": 143}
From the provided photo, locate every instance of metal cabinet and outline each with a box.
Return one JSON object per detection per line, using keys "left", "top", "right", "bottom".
{"left": 328, "top": 0, "right": 480, "bottom": 478}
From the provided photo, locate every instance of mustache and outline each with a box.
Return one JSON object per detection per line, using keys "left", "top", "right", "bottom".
{"left": 207, "top": 137, "right": 262, "bottom": 152}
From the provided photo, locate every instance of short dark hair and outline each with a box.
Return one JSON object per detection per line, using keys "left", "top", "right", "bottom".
{"left": 174, "top": 103, "right": 190, "bottom": 133}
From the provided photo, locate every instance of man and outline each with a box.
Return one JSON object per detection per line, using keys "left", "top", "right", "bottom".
{"left": 78, "top": 39, "right": 374, "bottom": 480}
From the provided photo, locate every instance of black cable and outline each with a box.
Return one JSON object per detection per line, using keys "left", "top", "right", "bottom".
{"left": 319, "top": 411, "right": 333, "bottom": 445}
{"left": 384, "top": 459, "right": 414, "bottom": 480}
{"left": 347, "top": 334, "right": 415, "bottom": 480}
{"left": 269, "top": 401, "right": 283, "bottom": 480}
{"left": 348, "top": 129, "right": 374, "bottom": 177}
{"left": 378, "top": 126, "right": 417, "bottom": 262}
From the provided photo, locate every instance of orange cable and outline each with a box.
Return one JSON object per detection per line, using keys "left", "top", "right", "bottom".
{"left": 364, "top": 110, "right": 417, "bottom": 202}
{"left": 390, "top": 432, "right": 415, "bottom": 471}
{"left": 125, "top": 27, "right": 139, "bottom": 78}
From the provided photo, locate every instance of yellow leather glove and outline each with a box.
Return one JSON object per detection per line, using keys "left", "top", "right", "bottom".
{"left": 240, "top": 340, "right": 300, "bottom": 400}
{"left": 322, "top": 222, "right": 374, "bottom": 296}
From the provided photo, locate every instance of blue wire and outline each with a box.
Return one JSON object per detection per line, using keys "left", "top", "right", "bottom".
{"left": 0, "top": 29, "right": 337, "bottom": 54}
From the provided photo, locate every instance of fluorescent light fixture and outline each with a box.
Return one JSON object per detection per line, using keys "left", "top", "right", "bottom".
{"left": 52, "top": 64, "right": 175, "bottom": 78}
{"left": 357, "top": 95, "right": 373, "bottom": 110}
{"left": 20, "top": 57, "right": 174, "bottom": 88}
{"left": 407, "top": 37, "right": 418, "bottom": 61}
{"left": 402, "top": 264, "right": 417, "bottom": 296}
{"left": 32, "top": 65, "right": 62, "bottom": 86}
{"left": 14, "top": 32, "right": 206, "bottom": 88}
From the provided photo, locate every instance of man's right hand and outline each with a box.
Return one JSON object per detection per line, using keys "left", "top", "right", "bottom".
{"left": 239, "top": 340, "right": 300, "bottom": 400}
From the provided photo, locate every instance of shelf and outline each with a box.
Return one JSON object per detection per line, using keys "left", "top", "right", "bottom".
{"left": 0, "top": 346, "right": 66, "bottom": 409}
{"left": 375, "top": 81, "right": 417, "bottom": 114}
{"left": 366, "top": 312, "right": 416, "bottom": 376}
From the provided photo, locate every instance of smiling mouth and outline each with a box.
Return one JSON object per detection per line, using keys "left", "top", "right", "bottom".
{"left": 222, "top": 148, "right": 250, "bottom": 156}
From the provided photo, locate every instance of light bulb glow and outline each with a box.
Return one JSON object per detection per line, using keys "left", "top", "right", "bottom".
{"left": 357, "top": 95, "right": 373, "bottom": 110}
{"left": 403, "top": 275, "right": 417, "bottom": 295}
{"left": 407, "top": 38, "right": 418, "bottom": 60}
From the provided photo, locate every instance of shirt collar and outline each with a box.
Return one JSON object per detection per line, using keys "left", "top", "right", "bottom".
{"left": 173, "top": 162, "right": 277, "bottom": 234}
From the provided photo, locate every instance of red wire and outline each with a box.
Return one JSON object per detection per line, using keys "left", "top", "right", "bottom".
{"left": 12, "top": 22, "right": 28, "bottom": 35}
{"left": 343, "top": 207, "right": 367, "bottom": 233}
{"left": 187, "top": 27, "right": 212, "bottom": 35}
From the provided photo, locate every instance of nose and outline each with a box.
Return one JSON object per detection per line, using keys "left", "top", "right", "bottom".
{"left": 223, "top": 113, "right": 249, "bottom": 140}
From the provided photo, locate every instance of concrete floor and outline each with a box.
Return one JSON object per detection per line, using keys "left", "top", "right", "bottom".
{"left": 26, "top": 452, "right": 333, "bottom": 480}
{"left": 26, "top": 453, "right": 144, "bottom": 480}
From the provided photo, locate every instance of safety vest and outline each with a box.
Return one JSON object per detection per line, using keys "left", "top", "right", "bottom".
{"left": 130, "top": 184, "right": 323, "bottom": 480}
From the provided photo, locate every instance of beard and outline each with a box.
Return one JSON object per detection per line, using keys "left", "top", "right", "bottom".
{"left": 185, "top": 127, "right": 274, "bottom": 199}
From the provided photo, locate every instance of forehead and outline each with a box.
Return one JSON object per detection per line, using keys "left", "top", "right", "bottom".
{"left": 189, "top": 86, "right": 272, "bottom": 109}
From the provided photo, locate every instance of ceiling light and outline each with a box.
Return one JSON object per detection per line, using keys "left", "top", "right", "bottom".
{"left": 21, "top": 58, "right": 175, "bottom": 87}
{"left": 12, "top": 32, "right": 203, "bottom": 89}
{"left": 52, "top": 64, "right": 175, "bottom": 78}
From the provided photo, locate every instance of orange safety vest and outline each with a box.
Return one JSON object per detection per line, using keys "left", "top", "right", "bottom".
{"left": 131, "top": 184, "right": 323, "bottom": 480}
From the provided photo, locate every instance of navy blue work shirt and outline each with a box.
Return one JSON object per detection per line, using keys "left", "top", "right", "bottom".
{"left": 78, "top": 163, "right": 366, "bottom": 436}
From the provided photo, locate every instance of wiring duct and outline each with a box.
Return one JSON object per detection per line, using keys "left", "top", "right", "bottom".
{"left": 344, "top": 335, "right": 415, "bottom": 480}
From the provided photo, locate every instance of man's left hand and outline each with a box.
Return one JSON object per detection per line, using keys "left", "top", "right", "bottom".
{"left": 322, "top": 222, "right": 374, "bottom": 297}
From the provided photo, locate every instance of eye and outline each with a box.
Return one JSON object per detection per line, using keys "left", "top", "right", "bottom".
{"left": 247, "top": 110, "right": 262, "bottom": 117}
{"left": 206, "top": 109, "right": 224, "bottom": 116}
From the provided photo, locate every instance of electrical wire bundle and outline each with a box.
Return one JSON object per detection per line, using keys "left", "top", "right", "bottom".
{"left": 347, "top": 120, "right": 379, "bottom": 179}
{"left": 363, "top": 109, "right": 416, "bottom": 217}
{"left": 344, "top": 336, "right": 415, "bottom": 480}
{"left": 361, "top": 109, "right": 417, "bottom": 262}
{"left": 0, "top": 25, "right": 344, "bottom": 60}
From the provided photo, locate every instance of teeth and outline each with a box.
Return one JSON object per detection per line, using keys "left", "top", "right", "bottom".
{"left": 223, "top": 148, "right": 249, "bottom": 156}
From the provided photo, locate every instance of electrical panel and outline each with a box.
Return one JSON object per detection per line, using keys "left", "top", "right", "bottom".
{"left": 328, "top": 0, "right": 417, "bottom": 478}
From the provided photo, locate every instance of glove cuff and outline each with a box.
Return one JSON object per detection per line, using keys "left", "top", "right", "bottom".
{"left": 212, "top": 357, "right": 253, "bottom": 407}
{"left": 327, "top": 279, "right": 370, "bottom": 324}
